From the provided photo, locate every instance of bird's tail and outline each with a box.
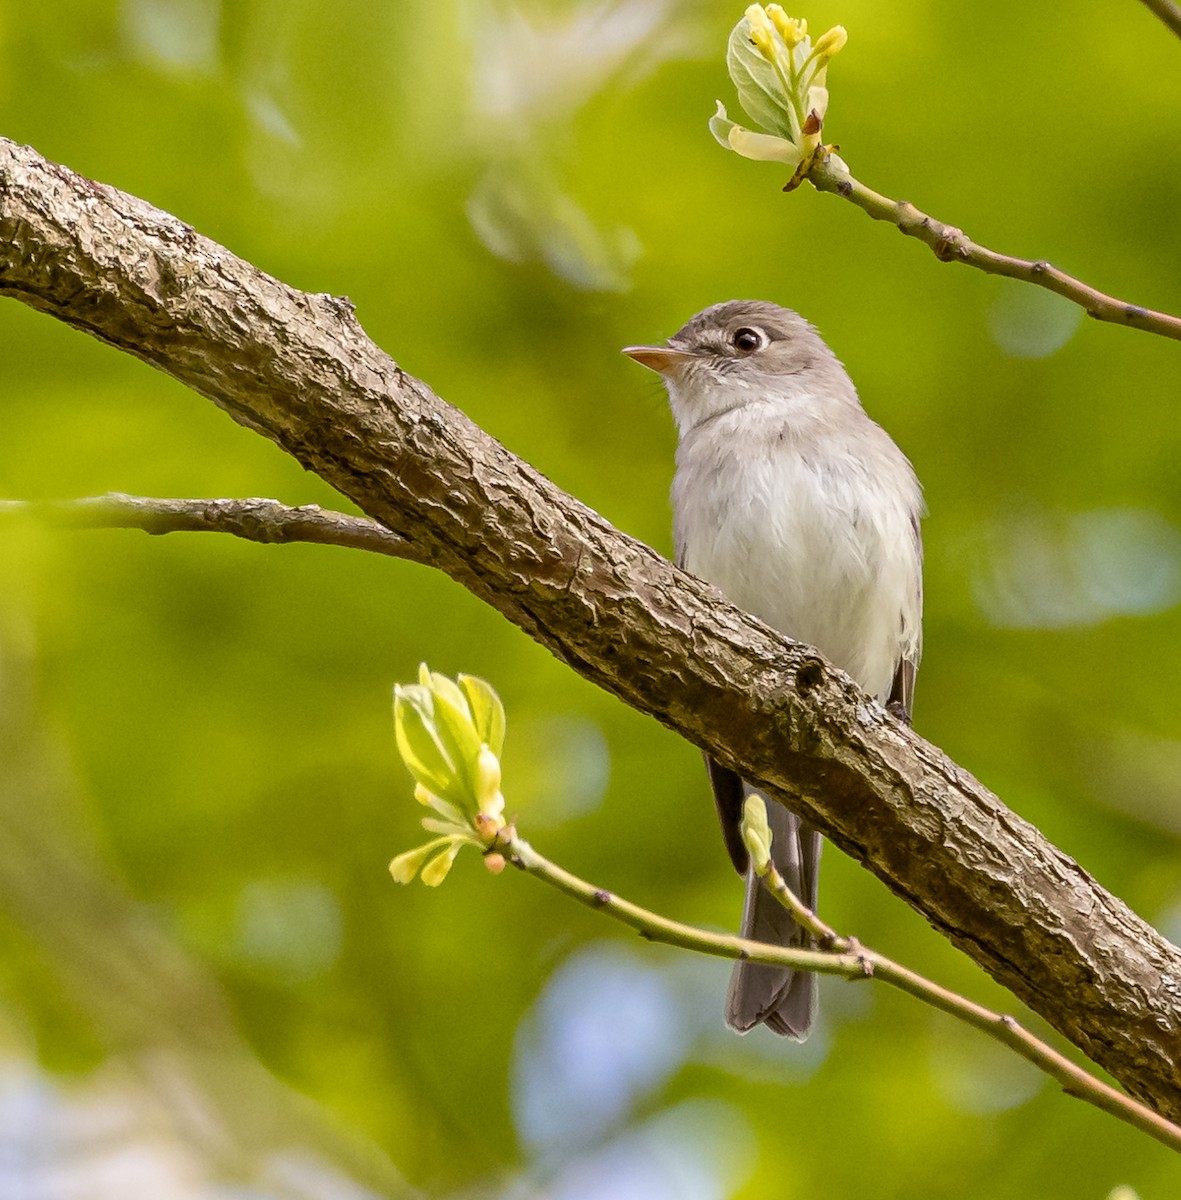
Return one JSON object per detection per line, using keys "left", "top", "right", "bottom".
{"left": 724, "top": 794, "right": 822, "bottom": 1039}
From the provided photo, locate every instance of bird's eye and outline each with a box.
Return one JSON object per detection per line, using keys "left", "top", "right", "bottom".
{"left": 731, "top": 327, "right": 765, "bottom": 353}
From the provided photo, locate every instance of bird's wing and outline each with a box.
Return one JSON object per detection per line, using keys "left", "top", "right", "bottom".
{"left": 888, "top": 511, "right": 924, "bottom": 722}
{"left": 888, "top": 657, "right": 917, "bottom": 722}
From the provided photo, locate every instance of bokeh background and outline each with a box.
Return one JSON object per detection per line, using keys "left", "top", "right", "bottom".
{"left": 1, "top": 1, "right": 1180, "bottom": 1196}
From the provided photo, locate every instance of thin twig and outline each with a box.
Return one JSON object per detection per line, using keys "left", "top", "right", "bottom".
{"left": 757, "top": 863, "right": 1181, "bottom": 1147}
{"left": 501, "top": 829, "right": 1181, "bottom": 1154}
{"left": 1139, "top": 0, "right": 1181, "bottom": 37}
{"left": 806, "top": 154, "right": 1181, "bottom": 342}
{"left": 0, "top": 494, "right": 427, "bottom": 564}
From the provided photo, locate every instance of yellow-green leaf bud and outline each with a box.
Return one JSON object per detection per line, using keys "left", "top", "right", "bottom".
{"left": 421, "top": 841, "right": 461, "bottom": 887}
{"left": 390, "top": 837, "right": 451, "bottom": 884}
{"left": 394, "top": 684, "right": 465, "bottom": 804}
{"left": 428, "top": 686, "right": 483, "bottom": 801}
{"left": 740, "top": 794, "right": 774, "bottom": 876}
{"left": 422, "top": 666, "right": 471, "bottom": 722}
{"left": 475, "top": 744, "right": 503, "bottom": 812}
{"left": 420, "top": 816, "right": 471, "bottom": 837}
{"left": 812, "top": 25, "right": 847, "bottom": 59}
{"left": 459, "top": 673, "right": 507, "bottom": 758}
{"left": 713, "top": 6, "right": 843, "bottom": 177}
{"left": 766, "top": 5, "right": 806, "bottom": 47}
{"left": 749, "top": 24, "right": 775, "bottom": 59}
{"left": 745, "top": 3, "right": 774, "bottom": 35}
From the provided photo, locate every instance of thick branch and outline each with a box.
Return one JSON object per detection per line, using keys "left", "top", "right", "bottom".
{"left": 807, "top": 154, "right": 1181, "bottom": 341}
{"left": 1140, "top": 0, "right": 1181, "bottom": 38}
{"left": 3, "top": 135, "right": 1180, "bottom": 1116}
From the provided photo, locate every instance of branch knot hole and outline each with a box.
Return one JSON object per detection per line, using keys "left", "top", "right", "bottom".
{"left": 795, "top": 658, "right": 825, "bottom": 696}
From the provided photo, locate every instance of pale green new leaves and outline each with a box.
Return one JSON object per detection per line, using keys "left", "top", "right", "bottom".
{"left": 739, "top": 794, "right": 774, "bottom": 876}
{"left": 460, "top": 672, "right": 506, "bottom": 760}
{"left": 391, "top": 665, "right": 508, "bottom": 886}
{"left": 390, "top": 836, "right": 461, "bottom": 887}
{"left": 394, "top": 665, "right": 506, "bottom": 810}
{"left": 710, "top": 4, "right": 847, "bottom": 181}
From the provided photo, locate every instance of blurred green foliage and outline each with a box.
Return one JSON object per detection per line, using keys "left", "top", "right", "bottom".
{"left": 1, "top": 0, "right": 1180, "bottom": 1196}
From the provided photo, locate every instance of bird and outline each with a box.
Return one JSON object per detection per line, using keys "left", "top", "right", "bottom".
{"left": 623, "top": 300, "right": 923, "bottom": 1038}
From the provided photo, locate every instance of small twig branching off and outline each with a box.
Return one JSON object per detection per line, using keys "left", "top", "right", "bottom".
{"left": 714, "top": 6, "right": 1181, "bottom": 342}
{"left": 499, "top": 825, "right": 1181, "bottom": 1155}
{"left": 0, "top": 494, "right": 424, "bottom": 563}
{"left": 806, "top": 153, "right": 1181, "bottom": 342}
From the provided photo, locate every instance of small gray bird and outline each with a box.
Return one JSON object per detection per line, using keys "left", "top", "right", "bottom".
{"left": 623, "top": 300, "right": 923, "bottom": 1038}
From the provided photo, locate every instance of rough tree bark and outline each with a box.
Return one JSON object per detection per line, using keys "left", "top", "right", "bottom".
{"left": 2, "top": 135, "right": 1179, "bottom": 1117}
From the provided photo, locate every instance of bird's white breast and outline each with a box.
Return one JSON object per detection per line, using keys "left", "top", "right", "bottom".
{"left": 672, "top": 398, "right": 922, "bottom": 701}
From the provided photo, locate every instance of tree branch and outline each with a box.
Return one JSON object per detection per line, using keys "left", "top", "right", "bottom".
{"left": 807, "top": 154, "right": 1181, "bottom": 341}
{"left": 1139, "top": 0, "right": 1181, "bottom": 38}
{"left": 496, "top": 826, "right": 1181, "bottom": 1154}
{"left": 0, "top": 494, "right": 425, "bottom": 563}
{"left": 3, "top": 135, "right": 1180, "bottom": 1117}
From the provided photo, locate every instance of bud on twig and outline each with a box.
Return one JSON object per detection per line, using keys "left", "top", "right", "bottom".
{"left": 390, "top": 665, "right": 510, "bottom": 886}
{"left": 709, "top": 5, "right": 848, "bottom": 188}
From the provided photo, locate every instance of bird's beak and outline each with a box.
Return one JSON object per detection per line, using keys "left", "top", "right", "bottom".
{"left": 621, "top": 345, "right": 694, "bottom": 376}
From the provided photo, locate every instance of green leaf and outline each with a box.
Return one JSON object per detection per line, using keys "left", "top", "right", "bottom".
{"left": 425, "top": 668, "right": 471, "bottom": 722}
{"left": 459, "top": 673, "right": 506, "bottom": 757}
{"left": 709, "top": 100, "right": 740, "bottom": 150}
{"left": 421, "top": 816, "right": 471, "bottom": 837}
{"left": 727, "top": 15, "right": 798, "bottom": 142}
{"left": 416, "top": 786, "right": 469, "bottom": 827}
{"left": 394, "top": 684, "right": 468, "bottom": 806}
{"left": 420, "top": 842, "right": 461, "bottom": 887}
{"left": 430, "top": 686, "right": 483, "bottom": 803}
{"left": 711, "top": 101, "right": 803, "bottom": 165}
{"left": 389, "top": 837, "right": 451, "bottom": 884}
